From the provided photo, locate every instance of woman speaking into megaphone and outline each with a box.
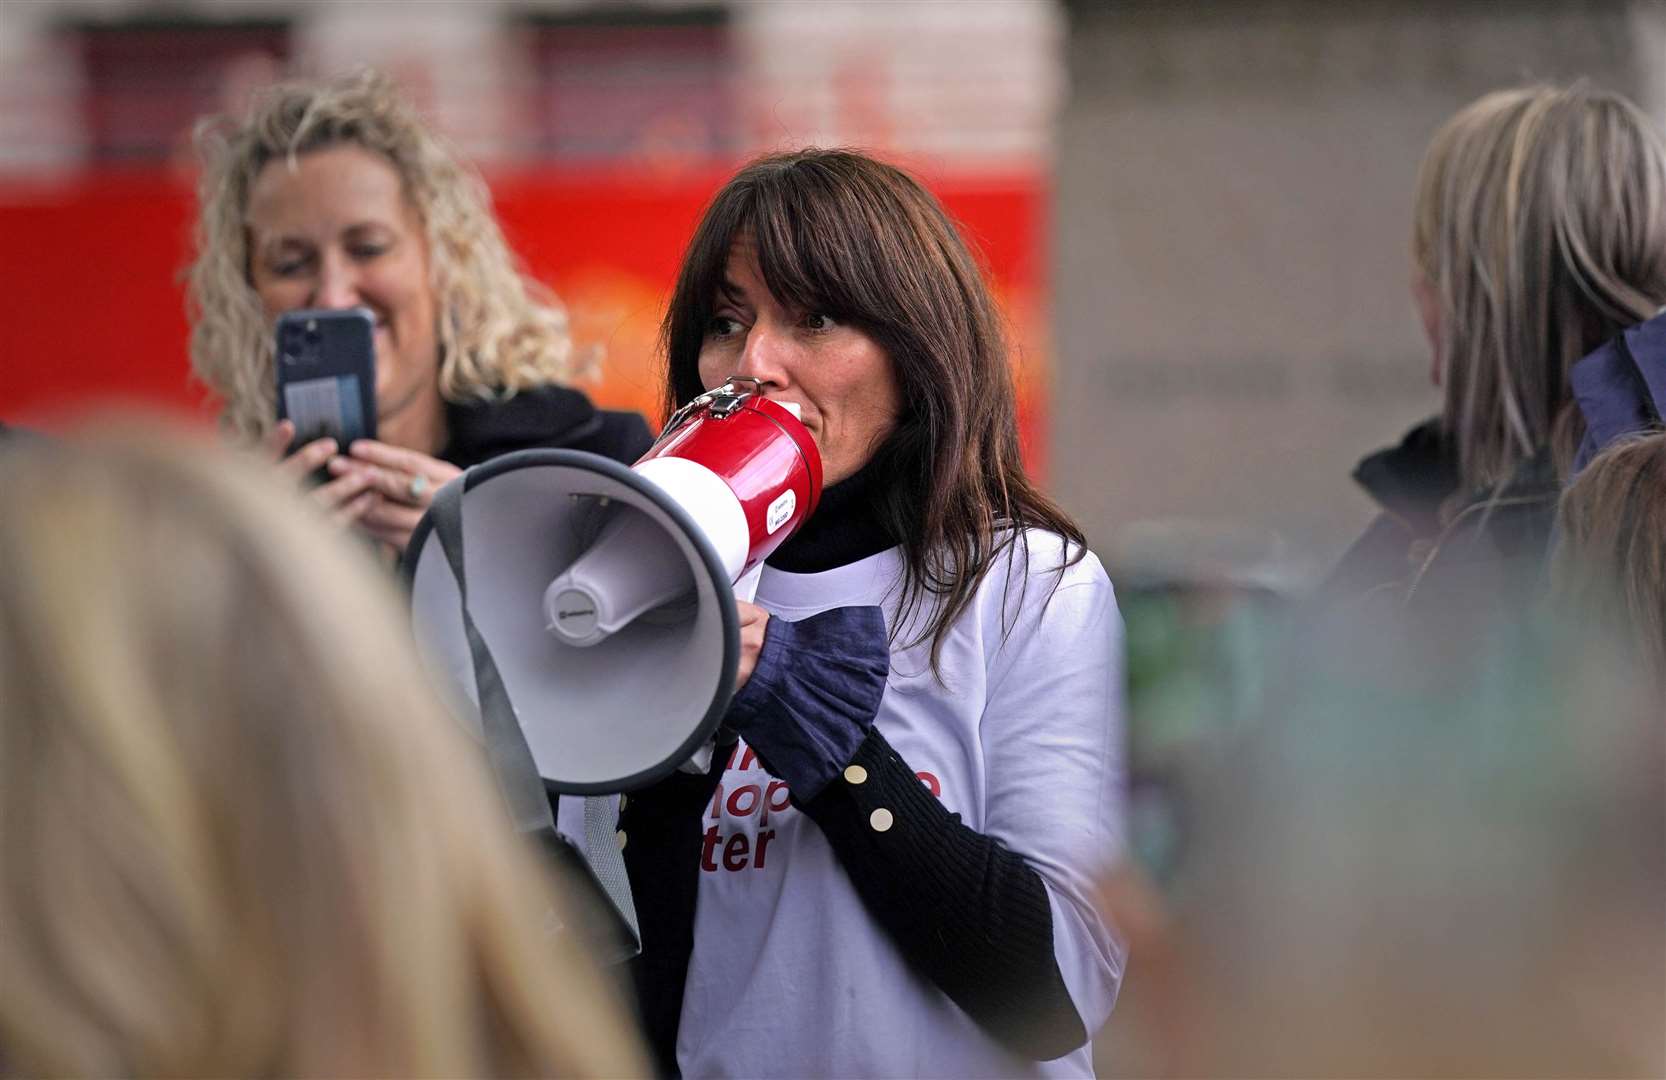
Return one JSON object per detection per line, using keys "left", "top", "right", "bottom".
{"left": 622, "top": 150, "right": 1127, "bottom": 1078}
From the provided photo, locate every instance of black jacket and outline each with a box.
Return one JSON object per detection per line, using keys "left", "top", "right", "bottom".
{"left": 1321, "top": 417, "right": 1559, "bottom": 612}
{"left": 1321, "top": 418, "right": 1459, "bottom": 601}
{"left": 439, "top": 384, "right": 653, "bottom": 470}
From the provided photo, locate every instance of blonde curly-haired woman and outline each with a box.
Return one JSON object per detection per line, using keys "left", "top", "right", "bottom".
{"left": 0, "top": 422, "right": 649, "bottom": 1077}
{"left": 188, "top": 71, "right": 651, "bottom": 555}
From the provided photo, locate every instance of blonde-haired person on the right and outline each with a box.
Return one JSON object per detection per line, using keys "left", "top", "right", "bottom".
{"left": 1322, "top": 82, "right": 1666, "bottom": 612}
{"left": 1550, "top": 431, "right": 1666, "bottom": 678}
{"left": 0, "top": 423, "right": 648, "bottom": 1078}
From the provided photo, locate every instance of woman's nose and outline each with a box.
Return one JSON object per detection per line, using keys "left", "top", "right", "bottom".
{"left": 309, "top": 253, "right": 360, "bottom": 310}
{"left": 733, "top": 323, "right": 790, "bottom": 389}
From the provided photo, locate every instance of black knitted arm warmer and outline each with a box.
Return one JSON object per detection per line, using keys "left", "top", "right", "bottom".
{"left": 796, "top": 727, "right": 1089, "bottom": 1061}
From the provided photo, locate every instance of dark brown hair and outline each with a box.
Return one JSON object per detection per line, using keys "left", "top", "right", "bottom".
{"left": 662, "top": 148, "right": 1085, "bottom": 667}
{"left": 1550, "top": 431, "right": 1666, "bottom": 672}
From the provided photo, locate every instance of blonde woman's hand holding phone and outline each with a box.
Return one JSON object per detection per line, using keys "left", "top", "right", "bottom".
{"left": 330, "top": 439, "right": 462, "bottom": 554}
{"left": 262, "top": 419, "right": 379, "bottom": 526}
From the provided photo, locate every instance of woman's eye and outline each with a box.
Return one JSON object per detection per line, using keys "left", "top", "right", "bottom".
{"left": 349, "top": 244, "right": 388, "bottom": 261}
{"left": 802, "top": 312, "right": 838, "bottom": 331}
{"left": 708, "top": 316, "right": 744, "bottom": 338}
{"left": 269, "top": 257, "right": 310, "bottom": 278}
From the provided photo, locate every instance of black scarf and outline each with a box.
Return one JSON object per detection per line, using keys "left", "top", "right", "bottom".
{"left": 766, "top": 454, "right": 900, "bottom": 573}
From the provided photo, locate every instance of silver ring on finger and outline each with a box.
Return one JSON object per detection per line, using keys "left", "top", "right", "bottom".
{"left": 407, "top": 473, "right": 430, "bottom": 502}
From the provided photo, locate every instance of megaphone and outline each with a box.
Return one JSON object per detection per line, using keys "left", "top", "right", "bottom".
{"left": 404, "top": 378, "right": 822, "bottom": 795}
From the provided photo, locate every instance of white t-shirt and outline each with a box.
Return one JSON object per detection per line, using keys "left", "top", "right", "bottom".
{"left": 676, "top": 530, "right": 1128, "bottom": 1079}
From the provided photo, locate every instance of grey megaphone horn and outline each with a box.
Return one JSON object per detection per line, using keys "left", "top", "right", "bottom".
{"left": 403, "top": 378, "right": 823, "bottom": 794}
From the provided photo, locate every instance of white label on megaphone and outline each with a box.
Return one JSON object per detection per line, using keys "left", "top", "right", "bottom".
{"left": 766, "top": 489, "right": 796, "bottom": 535}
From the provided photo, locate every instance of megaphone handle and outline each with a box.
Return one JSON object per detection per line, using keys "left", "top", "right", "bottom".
{"left": 673, "top": 563, "right": 761, "bottom": 776}
{"left": 734, "top": 562, "right": 764, "bottom": 604}
{"left": 426, "top": 477, "right": 642, "bottom": 955}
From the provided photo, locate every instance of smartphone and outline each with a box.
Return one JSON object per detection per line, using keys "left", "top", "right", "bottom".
{"left": 275, "top": 307, "right": 377, "bottom": 453}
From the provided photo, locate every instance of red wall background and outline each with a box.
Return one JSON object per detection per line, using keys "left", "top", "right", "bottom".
{"left": 0, "top": 166, "right": 1050, "bottom": 473}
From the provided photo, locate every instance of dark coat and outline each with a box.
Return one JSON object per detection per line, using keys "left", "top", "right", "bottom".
{"left": 1320, "top": 417, "right": 1559, "bottom": 614}
{"left": 1321, "top": 417, "right": 1458, "bottom": 601}
{"left": 439, "top": 384, "right": 654, "bottom": 470}
{"left": 1402, "top": 451, "right": 1560, "bottom": 615}
{"left": 1332, "top": 307, "right": 1666, "bottom": 609}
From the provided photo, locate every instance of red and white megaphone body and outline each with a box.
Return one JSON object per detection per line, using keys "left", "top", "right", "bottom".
{"left": 542, "top": 381, "right": 820, "bottom": 645}
{"left": 405, "top": 378, "right": 822, "bottom": 793}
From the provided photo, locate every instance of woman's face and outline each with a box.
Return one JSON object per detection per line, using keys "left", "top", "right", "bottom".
{"left": 247, "top": 145, "right": 440, "bottom": 432}
{"left": 697, "top": 235, "right": 902, "bottom": 486}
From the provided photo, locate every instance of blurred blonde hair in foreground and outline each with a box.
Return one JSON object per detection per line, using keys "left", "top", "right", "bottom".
{"left": 0, "top": 423, "right": 647, "bottom": 1077}
{"left": 1551, "top": 431, "right": 1666, "bottom": 676}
